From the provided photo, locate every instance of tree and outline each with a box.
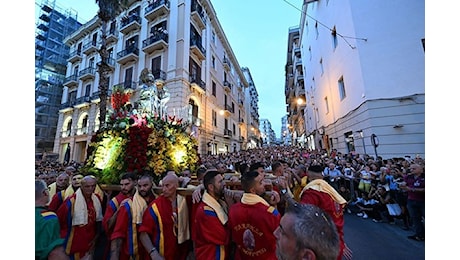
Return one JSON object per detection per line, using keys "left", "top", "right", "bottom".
{"left": 95, "top": 0, "right": 131, "bottom": 128}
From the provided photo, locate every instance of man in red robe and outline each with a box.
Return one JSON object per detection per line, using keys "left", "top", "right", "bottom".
{"left": 102, "top": 172, "right": 137, "bottom": 259}
{"left": 298, "top": 165, "right": 352, "bottom": 260}
{"left": 193, "top": 170, "right": 230, "bottom": 260}
{"left": 139, "top": 173, "right": 192, "bottom": 260}
{"left": 228, "top": 170, "right": 281, "bottom": 260}
{"left": 57, "top": 175, "right": 103, "bottom": 259}
{"left": 110, "top": 175, "right": 156, "bottom": 260}
{"left": 49, "top": 173, "right": 83, "bottom": 212}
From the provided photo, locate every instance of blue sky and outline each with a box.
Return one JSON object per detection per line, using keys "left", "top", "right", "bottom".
{"left": 35, "top": 0, "right": 302, "bottom": 138}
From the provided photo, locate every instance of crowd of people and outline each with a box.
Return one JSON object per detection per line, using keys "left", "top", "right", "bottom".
{"left": 35, "top": 146, "right": 425, "bottom": 259}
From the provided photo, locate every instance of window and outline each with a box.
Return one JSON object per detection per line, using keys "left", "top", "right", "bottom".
{"left": 212, "top": 81, "right": 216, "bottom": 96}
{"left": 212, "top": 110, "right": 217, "bottom": 126}
{"left": 212, "top": 56, "right": 216, "bottom": 69}
{"left": 92, "top": 33, "right": 98, "bottom": 45}
{"left": 151, "top": 56, "right": 161, "bottom": 73}
{"left": 124, "top": 67, "right": 133, "bottom": 88}
{"left": 338, "top": 76, "right": 346, "bottom": 100}
{"left": 309, "top": 46, "right": 312, "bottom": 61}
{"left": 324, "top": 96, "right": 329, "bottom": 114}
{"left": 319, "top": 58, "right": 324, "bottom": 76}
{"left": 89, "top": 57, "right": 95, "bottom": 68}
{"left": 85, "top": 84, "right": 91, "bottom": 97}
{"left": 331, "top": 27, "right": 338, "bottom": 49}
{"left": 212, "top": 31, "right": 216, "bottom": 44}
{"left": 315, "top": 22, "right": 319, "bottom": 39}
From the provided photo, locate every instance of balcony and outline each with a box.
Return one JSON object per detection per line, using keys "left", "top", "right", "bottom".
{"left": 36, "top": 33, "right": 47, "bottom": 41}
{"left": 76, "top": 126, "right": 89, "bottom": 135}
{"left": 78, "top": 67, "right": 96, "bottom": 81}
{"left": 223, "top": 57, "right": 231, "bottom": 71}
{"left": 120, "top": 14, "right": 141, "bottom": 35}
{"left": 295, "top": 58, "right": 302, "bottom": 70}
{"left": 224, "top": 129, "right": 232, "bottom": 139}
{"left": 294, "top": 46, "right": 301, "bottom": 57}
{"left": 39, "top": 13, "right": 50, "bottom": 22}
{"left": 117, "top": 46, "right": 139, "bottom": 64}
{"left": 224, "top": 104, "right": 233, "bottom": 114}
{"left": 82, "top": 41, "right": 98, "bottom": 55}
{"left": 63, "top": 75, "right": 79, "bottom": 87}
{"left": 74, "top": 96, "right": 91, "bottom": 108}
{"left": 106, "top": 28, "right": 118, "bottom": 45}
{"left": 190, "top": 36, "right": 206, "bottom": 61}
{"left": 97, "top": 57, "right": 116, "bottom": 71}
{"left": 142, "top": 32, "right": 168, "bottom": 54}
{"left": 113, "top": 81, "right": 137, "bottom": 91}
{"left": 223, "top": 81, "right": 232, "bottom": 92}
{"left": 189, "top": 115, "right": 203, "bottom": 127}
{"left": 61, "top": 129, "right": 71, "bottom": 138}
{"left": 295, "top": 87, "right": 305, "bottom": 97}
{"left": 296, "top": 73, "right": 304, "bottom": 83}
{"left": 38, "top": 23, "right": 49, "bottom": 31}
{"left": 191, "top": 0, "right": 206, "bottom": 30}
{"left": 59, "top": 101, "right": 75, "bottom": 112}
{"left": 91, "top": 90, "right": 112, "bottom": 103}
{"left": 190, "top": 75, "right": 206, "bottom": 94}
{"left": 68, "top": 50, "right": 82, "bottom": 63}
{"left": 144, "top": 0, "right": 170, "bottom": 22}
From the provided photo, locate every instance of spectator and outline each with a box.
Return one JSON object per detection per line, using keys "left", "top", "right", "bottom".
{"left": 401, "top": 163, "right": 425, "bottom": 241}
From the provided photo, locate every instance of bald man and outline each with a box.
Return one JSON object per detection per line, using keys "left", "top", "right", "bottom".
{"left": 57, "top": 176, "right": 103, "bottom": 259}
{"left": 139, "top": 174, "right": 193, "bottom": 260}
{"left": 47, "top": 173, "right": 70, "bottom": 202}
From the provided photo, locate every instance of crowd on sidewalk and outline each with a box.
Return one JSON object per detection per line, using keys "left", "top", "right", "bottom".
{"left": 35, "top": 146, "right": 425, "bottom": 259}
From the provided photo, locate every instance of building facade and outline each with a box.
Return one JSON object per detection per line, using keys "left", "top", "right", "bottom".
{"left": 54, "top": 0, "right": 255, "bottom": 163}
{"left": 242, "top": 67, "right": 262, "bottom": 149}
{"left": 35, "top": 0, "right": 82, "bottom": 154}
{"left": 285, "top": 0, "right": 425, "bottom": 159}
{"left": 260, "top": 119, "right": 276, "bottom": 146}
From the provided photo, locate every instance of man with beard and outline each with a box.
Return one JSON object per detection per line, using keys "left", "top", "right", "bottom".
{"left": 110, "top": 174, "right": 156, "bottom": 260}
{"left": 274, "top": 202, "right": 340, "bottom": 260}
{"left": 193, "top": 170, "right": 230, "bottom": 259}
{"left": 102, "top": 172, "right": 137, "bottom": 259}
{"left": 139, "top": 174, "right": 192, "bottom": 260}
{"left": 228, "top": 170, "right": 281, "bottom": 260}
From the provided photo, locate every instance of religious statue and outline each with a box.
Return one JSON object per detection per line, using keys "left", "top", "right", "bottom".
{"left": 138, "top": 68, "right": 170, "bottom": 119}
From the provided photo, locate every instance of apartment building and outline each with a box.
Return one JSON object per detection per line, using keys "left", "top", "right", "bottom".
{"left": 285, "top": 0, "right": 425, "bottom": 158}
{"left": 54, "top": 0, "right": 256, "bottom": 163}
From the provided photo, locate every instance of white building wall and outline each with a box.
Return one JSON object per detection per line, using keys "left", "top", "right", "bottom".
{"left": 300, "top": 0, "right": 425, "bottom": 158}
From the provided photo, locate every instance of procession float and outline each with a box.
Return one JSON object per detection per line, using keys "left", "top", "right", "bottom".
{"left": 80, "top": 68, "right": 199, "bottom": 185}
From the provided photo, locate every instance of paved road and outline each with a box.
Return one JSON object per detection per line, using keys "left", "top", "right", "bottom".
{"left": 343, "top": 212, "right": 425, "bottom": 260}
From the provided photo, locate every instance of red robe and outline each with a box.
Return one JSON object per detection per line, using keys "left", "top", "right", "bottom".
{"left": 300, "top": 189, "right": 345, "bottom": 260}
{"left": 48, "top": 190, "right": 65, "bottom": 212}
{"left": 228, "top": 201, "right": 280, "bottom": 260}
{"left": 56, "top": 193, "right": 102, "bottom": 258}
{"left": 110, "top": 199, "right": 147, "bottom": 260}
{"left": 193, "top": 202, "right": 229, "bottom": 260}
{"left": 138, "top": 195, "right": 191, "bottom": 260}
{"left": 103, "top": 192, "right": 130, "bottom": 234}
